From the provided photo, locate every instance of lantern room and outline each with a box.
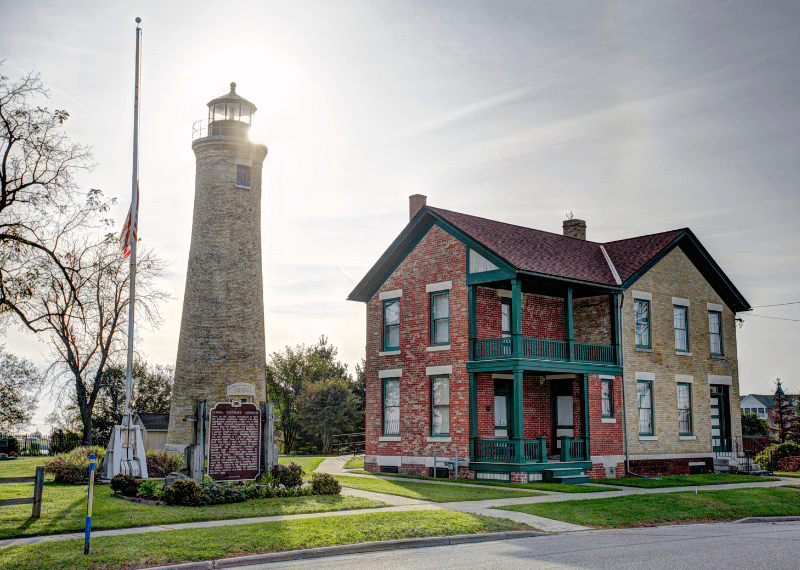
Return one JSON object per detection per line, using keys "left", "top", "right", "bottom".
{"left": 195, "top": 82, "right": 257, "bottom": 139}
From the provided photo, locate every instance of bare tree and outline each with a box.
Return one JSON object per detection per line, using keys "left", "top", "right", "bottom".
{"left": 28, "top": 236, "right": 168, "bottom": 445}
{"left": 0, "top": 69, "right": 112, "bottom": 329}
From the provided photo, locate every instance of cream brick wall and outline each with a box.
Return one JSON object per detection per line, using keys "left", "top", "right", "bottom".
{"left": 622, "top": 246, "right": 742, "bottom": 456}
{"left": 167, "top": 135, "right": 269, "bottom": 446}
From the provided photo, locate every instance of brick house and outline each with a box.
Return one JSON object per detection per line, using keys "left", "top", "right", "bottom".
{"left": 347, "top": 196, "right": 750, "bottom": 482}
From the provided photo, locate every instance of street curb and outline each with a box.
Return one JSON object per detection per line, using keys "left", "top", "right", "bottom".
{"left": 733, "top": 516, "right": 800, "bottom": 524}
{"left": 145, "top": 531, "right": 544, "bottom": 570}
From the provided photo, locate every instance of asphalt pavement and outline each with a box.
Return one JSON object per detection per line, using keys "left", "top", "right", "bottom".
{"left": 230, "top": 520, "right": 800, "bottom": 570}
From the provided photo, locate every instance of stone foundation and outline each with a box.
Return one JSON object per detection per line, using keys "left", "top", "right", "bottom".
{"left": 628, "top": 457, "right": 713, "bottom": 476}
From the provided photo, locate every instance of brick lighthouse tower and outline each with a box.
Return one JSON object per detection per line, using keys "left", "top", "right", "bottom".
{"left": 167, "top": 83, "right": 268, "bottom": 447}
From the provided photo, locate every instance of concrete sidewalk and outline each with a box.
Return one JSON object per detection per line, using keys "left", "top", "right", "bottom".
{"left": 1, "top": 470, "right": 793, "bottom": 548}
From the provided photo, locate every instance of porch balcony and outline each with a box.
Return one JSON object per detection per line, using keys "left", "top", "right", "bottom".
{"left": 473, "top": 337, "right": 615, "bottom": 365}
{"left": 473, "top": 435, "right": 590, "bottom": 463}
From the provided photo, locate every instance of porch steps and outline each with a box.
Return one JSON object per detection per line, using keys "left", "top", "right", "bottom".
{"left": 543, "top": 467, "right": 589, "bottom": 484}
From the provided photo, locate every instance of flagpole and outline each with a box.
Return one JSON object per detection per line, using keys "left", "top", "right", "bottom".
{"left": 123, "top": 17, "right": 142, "bottom": 475}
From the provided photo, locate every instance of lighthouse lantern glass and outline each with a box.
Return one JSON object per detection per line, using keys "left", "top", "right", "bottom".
{"left": 226, "top": 103, "right": 240, "bottom": 121}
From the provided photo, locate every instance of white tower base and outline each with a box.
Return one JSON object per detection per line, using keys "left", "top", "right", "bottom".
{"left": 102, "top": 424, "right": 148, "bottom": 479}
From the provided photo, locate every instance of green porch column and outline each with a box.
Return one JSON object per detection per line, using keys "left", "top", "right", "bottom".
{"left": 565, "top": 286, "right": 574, "bottom": 361}
{"left": 511, "top": 278, "right": 522, "bottom": 358}
{"left": 469, "top": 372, "right": 478, "bottom": 459}
{"left": 582, "top": 373, "right": 590, "bottom": 460}
{"left": 468, "top": 285, "right": 477, "bottom": 361}
{"left": 610, "top": 293, "right": 620, "bottom": 365}
{"left": 513, "top": 370, "right": 524, "bottom": 464}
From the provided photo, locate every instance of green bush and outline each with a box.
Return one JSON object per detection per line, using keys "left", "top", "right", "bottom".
{"left": 310, "top": 472, "right": 341, "bottom": 495}
{"left": 0, "top": 436, "right": 20, "bottom": 455}
{"left": 145, "top": 450, "right": 184, "bottom": 478}
{"left": 44, "top": 446, "right": 106, "bottom": 483}
{"left": 110, "top": 474, "right": 140, "bottom": 497}
{"left": 164, "top": 478, "right": 202, "bottom": 506}
{"left": 199, "top": 481, "right": 247, "bottom": 505}
{"left": 755, "top": 442, "right": 800, "bottom": 470}
{"left": 137, "top": 479, "right": 164, "bottom": 500}
{"left": 270, "top": 462, "right": 304, "bottom": 489}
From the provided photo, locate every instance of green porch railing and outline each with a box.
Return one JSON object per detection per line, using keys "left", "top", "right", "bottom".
{"left": 573, "top": 342, "right": 615, "bottom": 364}
{"left": 472, "top": 337, "right": 614, "bottom": 365}
{"left": 523, "top": 338, "right": 569, "bottom": 360}
{"left": 559, "top": 436, "right": 590, "bottom": 462}
{"left": 473, "top": 437, "right": 548, "bottom": 463}
{"left": 473, "top": 337, "right": 512, "bottom": 359}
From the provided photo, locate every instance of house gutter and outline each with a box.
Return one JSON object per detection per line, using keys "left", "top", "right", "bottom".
{"left": 619, "top": 291, "right": 652, "bottom": 479}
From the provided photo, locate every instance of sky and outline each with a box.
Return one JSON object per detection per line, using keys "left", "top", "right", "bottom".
{"left": 2, "top": 0, "right": 799, "bottom": 430}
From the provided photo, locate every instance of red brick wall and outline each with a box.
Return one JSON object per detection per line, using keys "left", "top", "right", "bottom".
{"left": 587, "top": 374, "right": 624, "bottom": 456}
{"left": 477, "top": 373, "right": 494, "bottom": 437}
{"left": 523, "top": 376, "right": 550, "bottom": 442}
{"left": 628, "top": 457, "right": 713, "bottom": 477}
{"left": 475, "top": 288, "right": 565, "bottom": 340}
{"left": 365, "top": 225, "right": 469, "bottom": 459}
{"left": 574, "top": 296, "right": 612, "bottom": 345}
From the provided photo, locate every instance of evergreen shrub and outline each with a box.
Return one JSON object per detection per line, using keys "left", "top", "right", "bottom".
{"left": 110, "top": 474, "right": 140, "bottom": 497}
{"left": 164, "top": 479, "right": 202, "bottom": 506}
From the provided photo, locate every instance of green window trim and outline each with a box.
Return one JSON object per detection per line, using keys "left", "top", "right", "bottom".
{"left": 637, "top": 380, "right": 654, "bottom": 436}
{"left": 383, "top": 299, "right": 400, "bottom": 351}
{"left": 708, "top": 311, "right": 723, "bottom": 356}
{"left": 634, "top": 299, "right": 651, "bottom": 349}
{"left": 601, "top": 378, "right": 613, "bottom": 418}
{"left": 382, "top": 377, "right": 400, "bottom": 436}
{"left": 677, "top": 382, "right": 693, "bottom": 436}
{"left": 430, "top": 291, "right": 449, "bottom": 346}
{"left": 501, "top": 297, "right": 512, "bottom": 336}
{"left": 673, "top": 305, "right": 689, "bottom": 352}
{"left": 430, "top": 375, "right": 450, "bottom": 436}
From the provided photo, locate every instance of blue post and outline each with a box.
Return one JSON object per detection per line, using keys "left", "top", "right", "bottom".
{"left": 84, "top": 454, "right": 96, "bottom": 555}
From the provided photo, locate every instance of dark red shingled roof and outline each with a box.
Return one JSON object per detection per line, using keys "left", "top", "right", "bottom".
{"left": 428, "top": 207, "right": 683, "bottom": 286}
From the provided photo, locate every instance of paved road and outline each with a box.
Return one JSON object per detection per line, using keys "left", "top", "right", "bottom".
{"left": 234, "top": 521, "right": 800, "bottom": 570}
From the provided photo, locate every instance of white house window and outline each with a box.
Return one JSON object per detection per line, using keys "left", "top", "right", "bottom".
{"left": 382, "top": 378, "right": 400, "bottom": 436}
{"left": 674, "top": 305, "right": 689, "bottom": 352}
{"left": 678, "top": 383, "right": 692, "bottom": 435}
{"left": 638, "top": 380, "right": 654, "bottom": 436}
{"left": 431, "top": 375, "right": 450, "bottom": 436}
{"left": 430, "top": 292, "right": 449, "bottom": 346}
{"left": 709, "top": 311, "right": 722, "bottom": 355}
{"left": 236, "top": 165, "right": 250, "bottom": 187}
{"left": 634, "top": 300, "right": 651, "bottom": 348}
{"left": 601, "top": 379, "right": 613, "bottom": 417}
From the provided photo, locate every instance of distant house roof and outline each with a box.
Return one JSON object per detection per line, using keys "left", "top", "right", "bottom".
{"left": 740, "top": 394, "right": 797, "bottom": 408}
{"left": 134, "top": 413, "right": 170, "bottom": 431}
{"left": 348, "top": 205, "right": 751, "bottom": 312}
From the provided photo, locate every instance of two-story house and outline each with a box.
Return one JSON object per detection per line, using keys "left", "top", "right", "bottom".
{"left": 347, "top": 196, "right": 750, "bottom": 482}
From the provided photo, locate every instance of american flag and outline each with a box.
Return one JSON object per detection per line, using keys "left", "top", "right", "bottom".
{"left": 119, "top": 183, "right": 139, "bottom": 258}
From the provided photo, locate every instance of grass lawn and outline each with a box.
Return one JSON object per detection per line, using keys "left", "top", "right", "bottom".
{"left": 344, "top": 456, "right": 364, "bottom": 469}
{"left": 496, "top": 487, "right": 800, "bottom": 528}
{"left": 278, "top": 455, "right": 326, "bottom": 474}
{"left": 335, "top": 475, "right": 540, "bottom": 502}
{"left": 592, "top": 473, "right": 777, "bottom": 488}
{"left": 775, "top": 471, "right": 800, "bottom": 478}
{"left": 0, "top": 457, "right": 50, "bottom": 481}
{"left": 0, "top": 510, "right": 529, "bottom": 570}
{"left": 0, "top": 480, "right": 385, "bottom": 540}
{"left": 347, "top": 470, "right": 620, "bottom": 493}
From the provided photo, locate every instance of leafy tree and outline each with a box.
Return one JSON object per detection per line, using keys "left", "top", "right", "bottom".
{"left": 741, "top": 412, "right": 769, "bottom": 437}
{"left": 26, "top": 237, "right": 167, "bottom": 445}
{"left": 0, "top": 70, "right": 110, "bottom": 328}
{"left": 266, "top": 336, "right": 353, "bottom": 454}
{"left": 0, "top": 346, "right": 39, "bottom": 431}
{"left": 787, "top": 396, "right": 800, "bottom": 445}
{"left": 353, "top": 357, "right": 366, "bottom": 432}
{"left": 771, "top": 379, "right": 793, "bottom": 443}
{"left": 296, "top": 379, "right": 362, "bottom": 454}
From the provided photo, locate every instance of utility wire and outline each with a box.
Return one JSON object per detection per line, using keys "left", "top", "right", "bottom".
{"left": 744, "top": 314, "right": 800, "bottom": 322}
{"left": 751, "top": 301, "right": 800, "bottom": 308}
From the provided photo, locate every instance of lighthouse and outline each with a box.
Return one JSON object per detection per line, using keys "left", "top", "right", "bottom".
{"left": 167, "top": 83, "right": 268, "bottom": 447}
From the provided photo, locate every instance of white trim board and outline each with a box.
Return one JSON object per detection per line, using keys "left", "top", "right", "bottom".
{"left": 378, "top": 368, "right": 402, "bottom": 378}
{"left": 426, "top": 281, "right": 452, "bottom": 292}
{"left": 379, "top": 289, "right": 403, "bottom": 300}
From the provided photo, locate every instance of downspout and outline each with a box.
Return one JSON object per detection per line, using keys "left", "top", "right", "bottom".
{"left": 619, "top": 291, "right": 651, "bottom": 479}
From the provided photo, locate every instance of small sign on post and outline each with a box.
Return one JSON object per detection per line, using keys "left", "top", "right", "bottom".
{"left": 84, "top": 454, "right": 97, "bottom": 555}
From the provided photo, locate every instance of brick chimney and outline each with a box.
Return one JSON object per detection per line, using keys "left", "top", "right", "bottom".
{"left": 563, "top": 218, "right": 587, "bottom": 240}
{"left": 409, "top": 194, "right": 427, "bottom": 220}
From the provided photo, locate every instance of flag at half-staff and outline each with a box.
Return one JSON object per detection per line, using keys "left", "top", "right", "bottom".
{"left": 119, "top": 184, "right": 139, "bottom": 258}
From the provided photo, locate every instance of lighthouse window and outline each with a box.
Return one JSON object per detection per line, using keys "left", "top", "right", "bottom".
{"left": 226, "top": 103, "right": 240, "bottom": 121}
{"left": 236, "top": 166, "right": 250, "bottom": 187}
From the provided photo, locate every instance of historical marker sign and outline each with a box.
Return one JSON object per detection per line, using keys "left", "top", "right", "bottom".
{"left": 208, "top": 401, "right": 261, "bottom": 480}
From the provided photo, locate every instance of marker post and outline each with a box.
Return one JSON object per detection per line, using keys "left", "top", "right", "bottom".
{"left": 84, "top": 453, "right": 96, "bottom": 555}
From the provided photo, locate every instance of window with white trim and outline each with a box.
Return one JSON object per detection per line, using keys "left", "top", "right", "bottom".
{"left": 382, "top": 378, "right": 400, "bottom": 435}
{"left": 601, "top": 378, "right": 613, "bottom": 418}
{"left": 431, "top": 375, "right": 450, "bottom": 436}
{"left": 430, "top": 292, "right": 449, "bottom": 346}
